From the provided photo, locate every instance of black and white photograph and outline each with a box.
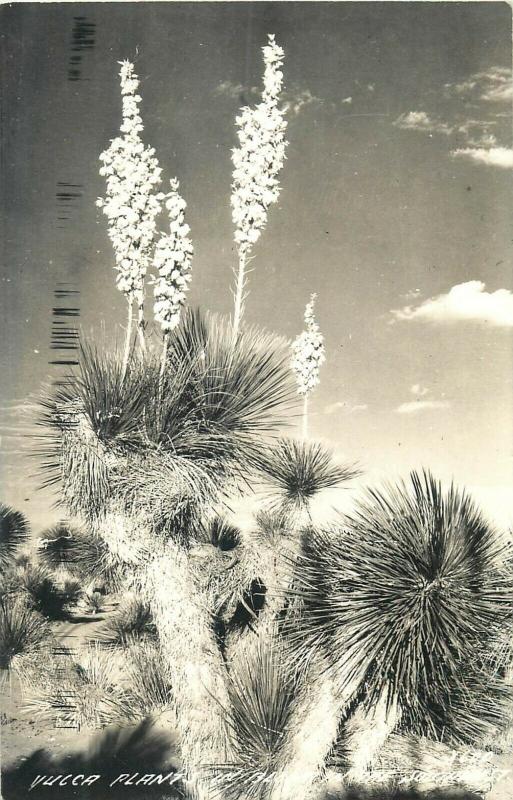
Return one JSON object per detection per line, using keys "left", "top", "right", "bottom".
{"left": 1, "top": 2, "right": 512, "bottom": 798}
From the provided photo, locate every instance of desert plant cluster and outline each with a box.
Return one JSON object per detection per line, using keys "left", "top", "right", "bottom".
{"left": 2, "top": 35, "right": 513, "bottom": 800}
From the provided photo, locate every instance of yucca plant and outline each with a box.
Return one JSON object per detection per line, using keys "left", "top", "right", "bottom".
{"left": 20, "top": 564, "right": 82, "bottom": 620}
{"left": 97, "top": 594, "right": 156, "bottom": 647}
{"left": 272, "top": 471, "right": 513, "bottom": 799}
{"left": 0, "top": 503, "right": 30, "bottom": 572}
{"left": 0, "top": 596, "right": 52, "bottom": 689}
{"left": 255, "top": 437, "right": 359, "bottom": 516}
{"left": 38, "top": 520, "right": 87, "bottom": 570}
{"left": 38, "top": 310, "right": 295, "bottom": 524}
{"left": 38, "top": 520, "right": 122, "bottom": 591}
{"left": 216, "top": 632, "right": 299, "bottom": 800}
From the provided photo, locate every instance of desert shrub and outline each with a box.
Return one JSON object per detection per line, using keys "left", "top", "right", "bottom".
{"left": 85, "top": 590, "right": 104, "bottom": 614}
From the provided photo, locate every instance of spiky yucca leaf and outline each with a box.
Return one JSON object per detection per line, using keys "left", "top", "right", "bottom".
{"left": 255, "top": 437, "right": 360, "bottom": 511}
{"left": 291, "top": 470, "right": 513, "bottom": 745}
{"left": 216, "top": 634, "right": 298, "bottom": 799}
{"left": 0, "top": 504, "right": 30, "bottom": 572}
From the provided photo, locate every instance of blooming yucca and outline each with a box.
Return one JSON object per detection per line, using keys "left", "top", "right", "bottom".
{"left": 96, "top": 60, "right": 164, "bottom": 363}
{"left": 291, "top": 294, "right": 325, "bottom": 436}
{"left": 153, "top": 178, "right": 193, "bottom": 367}
{"left": 231, "top": 34, "right": 288, "bottom": 338}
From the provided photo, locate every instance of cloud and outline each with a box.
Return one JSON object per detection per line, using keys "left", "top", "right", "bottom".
{"left": 451, "top": 146, "right": 513, "bottom": 169}
{"left": 392, "top": 281, "right": 513, "bottom": 327}
{"left": 214, "top": 80, "right": 258, "bottom": 100}
{"left": 282, "top": 88, "right": 321, "bottom": 116}
{"left": 393, "top": 111, "right": 452, "bottom": 135}
{"left": 446, "top": 67, "right": 512, "bottom": 104}
{"left": 410, "top": 384, "right": 429, "bottom": 397}
{"left": 393, "top": 67, "right": 511, "bottom": 163}
{"left": 214, "top": 80, "right": 321, "bottom": 116}
{"left": 324, "top": 401, "right": 368, "bottom": 415}
{"left": 396, "top": 400, "right": 450, "bottom": 414}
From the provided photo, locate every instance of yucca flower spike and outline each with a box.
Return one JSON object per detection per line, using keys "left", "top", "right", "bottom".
{"left": 231, "top": 34, "right": 288, "bottom": 339}
{"left": 291, "top": 293, "right": 325, "bottom": 437}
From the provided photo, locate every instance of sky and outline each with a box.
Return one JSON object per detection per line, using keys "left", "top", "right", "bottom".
{"left": 1, "top": 1, "right": 512, "bottom": 532}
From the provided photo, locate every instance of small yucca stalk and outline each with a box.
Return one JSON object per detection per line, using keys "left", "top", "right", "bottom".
{"left": 96, "top": 60, "right": 164, "bottom": 370}
{"left": 291, "top": 294, "right": 325, "bottom": 438}
{"left": 231, "top": 34, "right": 288, "bottom": 339}
{"left": 152, "top": 178, "right": 194, "bottom": 376}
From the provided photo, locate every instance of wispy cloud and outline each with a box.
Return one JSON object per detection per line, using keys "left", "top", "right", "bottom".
{"left": 282, "top": 88, "right": 321, "bottom": 116}
{"left": 324, "top": 401, "right": 368, "bottom": 415}
{"left": 393, "top": 111, "right": 453, "bottom": 135}
{"left": 451, "top": 146, "right": 513, "bottom": 169}
{"left": 214, "top": 80, "right": 322, "bottom": 116}
{"left": 410, "top": 384, "right": 429, "bottom": 397}
{"left": 392, "top": 281, "right": 513, "bottom": 327}
{"left": 214, "top": 80, "right": 258, "bottom": 100}
{"left": 446, "top": 67, "right": 512, "bottom": 104}
{"left": 394, "top": 66, "right": 511, "bottom": 165}
{"left": 396, "top": 400, "right": 450, "bottom": 414}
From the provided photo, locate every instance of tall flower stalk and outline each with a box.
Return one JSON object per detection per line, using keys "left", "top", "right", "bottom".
{"left": 152, "top": 178, "right": 194, "bottom": 376}
{"left": 96, "top": 60, "right": 164, "bottom": 372}
{"left": 231, "top": 34, "right": 288, "bottom": 340}
{"left": 291, "top": 294, "right": 325, "bottom": 438}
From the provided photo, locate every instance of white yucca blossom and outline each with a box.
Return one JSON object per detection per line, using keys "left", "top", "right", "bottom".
{"left": 231, "top": 34, "right": 288, "bottom": 338}
{"left": 231, "top": 34, "right": 287, "bottom": 255}
{"left": 291, "top": 294, "right": 326, "bottom": 396}
{"left": 153, "top": 178, "right": 194, "bottom": 334}
{"left": 96, "top": 60, "right": 164, "bottom": 352}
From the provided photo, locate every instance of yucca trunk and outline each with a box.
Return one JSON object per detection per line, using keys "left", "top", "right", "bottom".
{"left": 225, "top": 511, "right": 303, "bottom": 670}
{"left": 269, "top": 657, "right": 343, "bottom": 800}
{"left": 146, "top": 540, "right": 234, "bottom": 800}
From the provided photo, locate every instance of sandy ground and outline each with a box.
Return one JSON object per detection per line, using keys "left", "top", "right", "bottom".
{"left": 1, "top": 608, "right": 113, "bottom": 768}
